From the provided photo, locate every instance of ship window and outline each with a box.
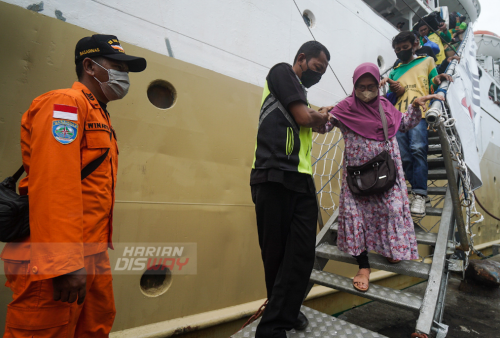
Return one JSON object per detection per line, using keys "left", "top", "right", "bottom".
{"left": 147, "top": 80, "right": 177, "bottom": 109}
{"left": 488, "top": 82, "right": 495, "bottom": 101}
{"left": 302, "top": 10, "right": 316, "bottom": 28}
{"left": 377, "top": 56, "right": 385, "bottom": 70}
{"left": 140, "top": 265, "right": 173, "bottom": 297}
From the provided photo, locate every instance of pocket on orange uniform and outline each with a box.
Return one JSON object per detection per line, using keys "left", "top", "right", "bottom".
{"left": 3, "top": 261, "right": 29, "bottom": 297}
{"left": 5, "top": 304, "right": 70, "bottom": 337}
{"left": 85, "top": 129, "right": 111, "bottom": 172}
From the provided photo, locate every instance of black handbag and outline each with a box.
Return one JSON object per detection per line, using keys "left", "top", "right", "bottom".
{"left": 0, "top": 149, "right": 109, "bottom": 242}
{"left": 345, "top": 103, "right": 397, "bottom": 196}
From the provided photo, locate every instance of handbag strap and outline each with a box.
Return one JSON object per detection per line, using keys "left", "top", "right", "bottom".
{"left": 12, "top": 165, "right": 25, "bottom": 182}
{"left": 11, "top": 148, "right": 110, "bottom": 183}
{"left": 378, "top": 102, "right": 389, "bottom": 143}
{"left": 80, "top": 149, "right": 109, "bottom": 180}
{"left": 344, "top": 103, "right": 390, "bottom": 166}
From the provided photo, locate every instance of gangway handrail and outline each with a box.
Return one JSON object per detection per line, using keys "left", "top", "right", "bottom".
{"left": 425, "top": 28, "right": 471, "bottom": 252}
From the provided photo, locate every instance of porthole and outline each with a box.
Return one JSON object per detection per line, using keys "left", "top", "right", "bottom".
{"left": 140, "top": 265, "right": 172, "bottom": 297}
{"left": 302, "top": 10, "right": 316, "bottom": 28}
{"left": 377, "top": 56, "right": 385, "bottom": 70}
{"left": 147, "top": 80, "right": 177, "bottom": 109}
{"left": 478, "top": 227, "right": 482, "bottom": 236}
{"left": 494, "top": 176, "right": 497, "bottom": 183}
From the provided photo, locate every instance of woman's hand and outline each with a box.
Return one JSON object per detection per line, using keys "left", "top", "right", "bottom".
{"left": 412, "top": 94, "right": 445, "bottom": 112}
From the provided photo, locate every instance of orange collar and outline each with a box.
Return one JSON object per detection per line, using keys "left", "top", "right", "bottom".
{"left": 71, "top": 82, "right": 102, "bottom": 110}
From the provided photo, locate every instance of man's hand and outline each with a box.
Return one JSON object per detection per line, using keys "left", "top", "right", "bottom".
{"left": 446, "top": 55, "right": 461, "bottom": 64}
{"left": 433, "top": 73, "right": 454, "bottom": 85}
{"left": 316, "top": 111, "right": 330, "bottom": 127}
{"left": 388, "top": 78, "right": 405, "bottom": 97}
{"left": 288, "top": 101, "right": 329, "bottom": 128}
{"left": 438, "top": 22, "right": 447, "bottom": 32}
{"left": 318, "top": 106, "right": 334, "bottom": 115}
{"left": 380, "top": 78, "right": 404, "bottom": 96}
{"left": 412, "top": 94, "right": 445, "bottom": 112}
{"left": 53, "top": 267, "right": 87, "bottom": 305}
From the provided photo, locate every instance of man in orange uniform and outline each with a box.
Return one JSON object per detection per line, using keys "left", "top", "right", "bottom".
{"left": 1, "top": 34, "right": 146, "bottom": 337}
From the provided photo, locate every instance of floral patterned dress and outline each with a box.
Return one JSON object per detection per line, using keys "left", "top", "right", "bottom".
{"left": 331, "top": 105, "right": 421, "bottom": 260}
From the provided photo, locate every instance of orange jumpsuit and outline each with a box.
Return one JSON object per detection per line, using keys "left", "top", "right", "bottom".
{"left": 1, "top": 82, "right": 118, "bottom": 337}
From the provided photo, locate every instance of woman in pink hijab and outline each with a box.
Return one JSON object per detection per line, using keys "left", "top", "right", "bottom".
{"left": 319, "top": 63, "right": 443, "bottom": 292}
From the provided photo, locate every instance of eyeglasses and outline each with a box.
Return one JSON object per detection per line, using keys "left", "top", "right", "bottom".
{"left": 355, "top": 84, "right": 378, "bottom": 92}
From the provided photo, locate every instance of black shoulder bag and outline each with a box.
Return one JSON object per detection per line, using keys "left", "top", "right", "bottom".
{"left": 345, "top": 103, "right": 397, "bottom": 196}
{"left": 0, "top": 149, "right": 109, "bottom": 242}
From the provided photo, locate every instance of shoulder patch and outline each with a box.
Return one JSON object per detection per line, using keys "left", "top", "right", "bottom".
{"left": 53, "top": 104, "right": 78, "bottom": 121}
{"left": 52, "top": 120, "right": 78, "bottom": 144}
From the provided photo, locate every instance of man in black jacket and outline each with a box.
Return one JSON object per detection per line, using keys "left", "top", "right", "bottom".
{"left": 250, "top": 41, "right": 331, "bottom": 338}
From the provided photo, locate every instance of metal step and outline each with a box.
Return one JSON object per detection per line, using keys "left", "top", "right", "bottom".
{"left": 413, "top": 226, "right": 438, "bottom": 246}
{"left": 330, "top": 221, "right": 439, "bottom": 245}
{"left": 316, "top": 244, "right": 430, "bottom": 279}
{"left": 427, "top": 186, "right": 448, "bottom": 195}
{"left": 310, "top": 270, "right": 423, "bottom": 312}
{"left": 427, "top": 157, "right": 445, "bottom": 169}
{"left": 428, "top": 136, "right": 440, "bottom": 145}
{"left": 425, "top": 207, "right": 443, "bottom": 217}
{"left": 428, "top": 169, "right": 447, "bottom": 180}
{"left": 408, "top": 186, "right": 447, "bottom": 196}
{"left": 428, "top": 129, "right": 439, "bottom": 138}
{"left": 231, "top": 305, "right": 388, "bottom": 338}
{"left": 428, "top": 145, "right": 442, "bottom": 155}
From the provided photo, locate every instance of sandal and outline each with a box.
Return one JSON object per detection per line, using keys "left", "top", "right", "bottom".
{"left": 386, "top": 257, "right": 401, "bottom": 264}
{"left": 352, "top": 268, "right": 370, "bottom": 292}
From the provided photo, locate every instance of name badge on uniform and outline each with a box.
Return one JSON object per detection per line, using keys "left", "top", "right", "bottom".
{"left": 52, "top": 120, "right": 78, "bottom": 144}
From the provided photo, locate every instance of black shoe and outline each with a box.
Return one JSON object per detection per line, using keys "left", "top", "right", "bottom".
{"left": 293, "top": 311, "right": 309, "bottom": 331}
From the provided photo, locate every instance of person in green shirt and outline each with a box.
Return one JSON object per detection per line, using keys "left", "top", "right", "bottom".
{"left": 381, "top": 31, "right": 452, "bottom": 217}
{"left": 418, "top": 22, "right": 447, "bottom": 65}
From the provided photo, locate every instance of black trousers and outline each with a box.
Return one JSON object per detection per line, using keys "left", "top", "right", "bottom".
{"left": 251, "top": 182, "right": 317, "bottom": 338}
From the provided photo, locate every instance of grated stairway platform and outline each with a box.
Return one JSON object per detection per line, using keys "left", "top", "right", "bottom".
{"left": 231, "top": 306, "right": 388, "bottom": 338}
{"left": 310, "top": 270, "right": 423, "bottom": 312}
{"left": 315, "top": 244, "right": 431, "bottom": 279}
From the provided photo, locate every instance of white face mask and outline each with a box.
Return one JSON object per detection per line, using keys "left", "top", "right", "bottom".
{"left": 92, "top": 60, "right": 130, "bottom": 101}
{"left": 356, "top": 90, "right": 378, "bottom": 103}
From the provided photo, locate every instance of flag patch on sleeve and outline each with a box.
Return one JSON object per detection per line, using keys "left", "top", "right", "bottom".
{"left": 53, "top": 104, "right": 78, "bottom": 121}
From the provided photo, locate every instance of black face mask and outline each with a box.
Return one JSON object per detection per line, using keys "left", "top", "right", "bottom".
{"left": 300, "top": 63, "right": 322, "bottom": 88}
{"left": 396, "top": 48, "right": 413, "bottom": 62}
